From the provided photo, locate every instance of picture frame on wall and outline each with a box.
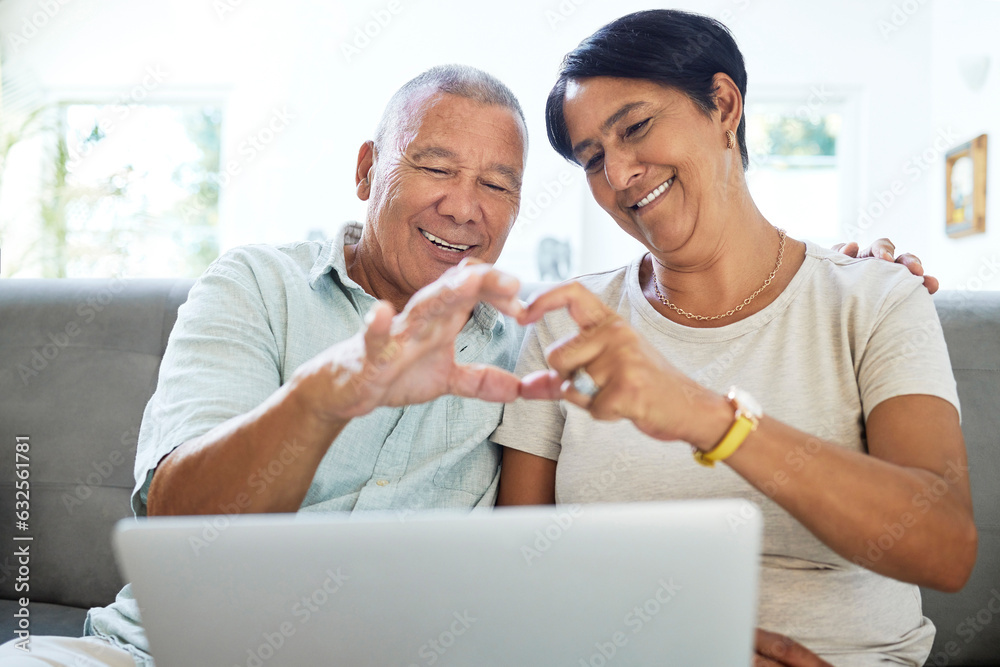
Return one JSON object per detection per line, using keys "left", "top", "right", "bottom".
{"left": 945, "top": 133, "right": 987, "bottom": 238}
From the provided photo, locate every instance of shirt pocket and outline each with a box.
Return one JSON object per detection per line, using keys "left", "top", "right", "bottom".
{"left": 433, "top": 398, "right": 503, "bottom": 496}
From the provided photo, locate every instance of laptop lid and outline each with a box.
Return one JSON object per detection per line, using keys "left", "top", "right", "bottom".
{"left": 113, "top": 500, "right": 761, "bottom": 666}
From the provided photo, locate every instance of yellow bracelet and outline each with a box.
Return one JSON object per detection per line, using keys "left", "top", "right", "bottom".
{"left": 693, "top": 387, "right": 761, "bottom": 467}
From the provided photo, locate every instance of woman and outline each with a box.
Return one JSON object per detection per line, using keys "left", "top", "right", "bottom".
{"left": 493, "top": 10, "right": 975, "bottom": 667}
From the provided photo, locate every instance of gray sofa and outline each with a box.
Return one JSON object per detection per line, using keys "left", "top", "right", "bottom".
{"left": 1, "top": 279, "right": 998, "bottom": 665}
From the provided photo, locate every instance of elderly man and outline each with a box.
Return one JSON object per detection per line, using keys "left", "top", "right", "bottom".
{"left": 1, "top": 65, "right": 928, "bottom": 666}
{"left": 1, "top": 63, "right": 533, "bottom": 667}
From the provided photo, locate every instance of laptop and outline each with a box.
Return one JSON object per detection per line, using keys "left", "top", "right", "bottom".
{"left": 113, "top": 500, "right": 762, "bottom": 666}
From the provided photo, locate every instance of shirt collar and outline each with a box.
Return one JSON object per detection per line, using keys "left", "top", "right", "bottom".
{"left": 308, "top": 221, "right": 503, "bottom": 335}
{"left": 308, "top": 221, "right": 363, "bottom": 292}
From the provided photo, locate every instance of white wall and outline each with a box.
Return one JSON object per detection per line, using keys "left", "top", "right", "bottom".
{"left": 929, "top": 0, "right": 1000, "bottom": 291}
{"left": 1, "top": 0, "right": 996, "bottom": 286}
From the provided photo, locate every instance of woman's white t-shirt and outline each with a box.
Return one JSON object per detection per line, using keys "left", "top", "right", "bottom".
{"left": 493, "top": 242, "right": 960, "bottom": 666}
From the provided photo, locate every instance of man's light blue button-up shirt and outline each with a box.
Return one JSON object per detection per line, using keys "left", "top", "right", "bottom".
{"left": 84, "top": 222, "right": 523, "bottom": 664}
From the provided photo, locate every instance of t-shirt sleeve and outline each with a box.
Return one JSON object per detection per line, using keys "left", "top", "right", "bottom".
{"left": 857, "top": 278, "right": 960, "bottom": 422}
{"left": 131, "top": 250, "right": 283, "bottom": 516}
{"left": 490, "top": 316, "right": 567, "bottom": 461}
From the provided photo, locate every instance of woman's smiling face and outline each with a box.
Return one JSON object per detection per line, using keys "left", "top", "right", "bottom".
{"left": 562, "top": 76, "right": 732, "bottom": 254}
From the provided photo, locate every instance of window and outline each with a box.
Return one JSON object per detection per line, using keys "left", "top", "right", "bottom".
{"left": 0, "top": 102, "right": 222, "bottom": 278}
{"left": 744, "top": 92, "right": 858, "bottom": 248}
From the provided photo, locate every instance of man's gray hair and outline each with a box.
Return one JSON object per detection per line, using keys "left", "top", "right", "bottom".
{"left": 373, "top": 64, "right": 527, "bottom": 151}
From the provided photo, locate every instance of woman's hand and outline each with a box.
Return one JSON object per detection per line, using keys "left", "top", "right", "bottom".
{"left": 832, "top": 238, "right": 939, "bottom": 293}
{"left": 754, "top": 629, "right": 832, "bottom": 667}
{"left": 517, "top": 281, "right": 731, "bottom": 450}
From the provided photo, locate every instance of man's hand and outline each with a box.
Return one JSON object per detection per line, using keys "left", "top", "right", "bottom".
{"left": 832, "top": 238, "right": 939, "bottom": 294}
{"left": 148, "top": 260, "right": 526, "bottom": 517}
{"left": 294, "top": 259, "right": 525, "bottom": 423}
{"left": 755, "top": 629, "right": 832, "bottom": 667}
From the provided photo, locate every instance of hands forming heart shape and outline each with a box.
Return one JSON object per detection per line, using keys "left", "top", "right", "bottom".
{"left": 299, "top": 237, "right": 935, "bottom": 440}
{"left": 296, "top": 258, "right": 526, "bottom": 423}
{"left": 301, "top": 257, "right": 691, "bottom": 434}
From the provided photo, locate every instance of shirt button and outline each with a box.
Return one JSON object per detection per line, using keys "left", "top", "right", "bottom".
{"left": 375, "top": 479, "right": 389, "bottom": 487}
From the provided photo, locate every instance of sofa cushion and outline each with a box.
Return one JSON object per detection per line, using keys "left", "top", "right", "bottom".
{"left": 0, "top": 599, "right": 89, "bottom": 639}
{"left": 0, "top": 279, "right": 194, "bottom": 613}
{"left": 921, "top": 292, "right": 1000, "bottom": 665}
{"left": 1, "top": 281, "right": 998, "bottom": 667}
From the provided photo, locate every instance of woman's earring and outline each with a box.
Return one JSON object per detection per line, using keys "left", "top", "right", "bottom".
{"left": 726, "top": 130, "right": 736, "bottom": 150}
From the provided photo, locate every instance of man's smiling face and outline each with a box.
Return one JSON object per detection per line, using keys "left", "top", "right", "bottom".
{"left": 357, "top": 91, "right": 526, "bottom": 296}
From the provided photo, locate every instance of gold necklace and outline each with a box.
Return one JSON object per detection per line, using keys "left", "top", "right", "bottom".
{"left": 653, "top": 228, "right": 786, "bottom": 321}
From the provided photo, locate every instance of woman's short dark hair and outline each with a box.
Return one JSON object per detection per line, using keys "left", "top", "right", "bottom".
{"left": 545, "top": 9, "right": 749, "bottom": 170}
